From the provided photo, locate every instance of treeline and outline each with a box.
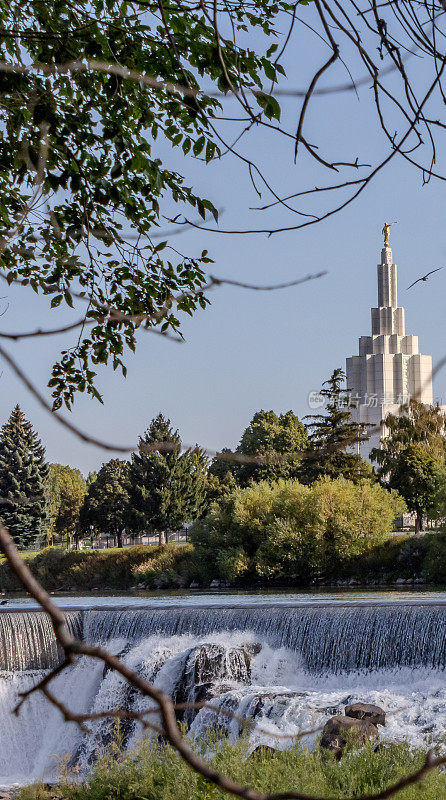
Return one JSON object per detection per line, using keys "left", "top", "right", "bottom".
{"left": 1, "top": 368, "right": 446, "bottom": 569}
{"left": 0, "top": 368, "right": 371, "bottom": 550}
{"left": 0, "top": 409, "right": 209, "bottom": 550}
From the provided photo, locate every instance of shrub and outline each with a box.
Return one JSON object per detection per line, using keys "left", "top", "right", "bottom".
{"left": 191, "top": 477, "right": 405, "bottom": 584}
{"left": 310, "top": 477, "right": 406, "bottom": 572}
{"left": 131, "top": 544, "right": 196, "bottom": 588}
{"left": 0, "top": 545, "right": 165, "bottom": 591}
{"left": 423, "top": 530, "right": 446, "bottom": 583}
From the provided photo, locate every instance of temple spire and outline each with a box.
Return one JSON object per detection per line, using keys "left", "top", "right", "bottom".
{"left": 346, "top": 228, "right": 433, "bottom": 460}
{"left": 377, "top": 245, "right": 398, "bottom": 312}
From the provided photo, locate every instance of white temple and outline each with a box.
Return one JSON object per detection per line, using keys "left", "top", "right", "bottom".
{"left": 346, "top": 232, "right": 433, "bottom": 459}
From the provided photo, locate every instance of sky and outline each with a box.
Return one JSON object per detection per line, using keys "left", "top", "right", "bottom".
{"left": 1, "top": 8, "right": 446, "bottom": 474}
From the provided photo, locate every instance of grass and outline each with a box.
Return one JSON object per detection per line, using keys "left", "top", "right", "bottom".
{"left": 0, "top": 544, "right": 196, "bottom": 591}
{"left": 17, "top": 735, "right": 446, "bottom": 800}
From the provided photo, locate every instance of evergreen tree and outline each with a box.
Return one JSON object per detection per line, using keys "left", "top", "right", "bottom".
{"left": 204, "top": 471, "right": 238, "bottom": 508}
{"left": 80, "top": 459, "right": 130, "bottom": 547}
{"left": 302, "top": 369, "right": 371, "bottom": 484}
{"left": 128, "top": 414, "right": 207, "bottom": 545}
{"left": 0, "top": 405, "right": 48, "bottom": 549}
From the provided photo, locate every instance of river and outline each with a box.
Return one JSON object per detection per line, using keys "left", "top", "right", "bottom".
{"left": 0, "top": 591, "right": 445, "bottom": 786}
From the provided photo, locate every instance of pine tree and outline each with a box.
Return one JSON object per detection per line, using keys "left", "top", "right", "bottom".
{"left": 302, "top": 369, "right": 371, "bottom": 484}
{"left": 128, "top": 413, "right": 208, "bottom": 545}
{"left": 0, "top": 406, "right": 48, "bottom": 549}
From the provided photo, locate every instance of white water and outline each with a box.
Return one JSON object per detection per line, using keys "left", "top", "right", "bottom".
{"left": 0, "top": 598, "right": 445, "bottom": 787}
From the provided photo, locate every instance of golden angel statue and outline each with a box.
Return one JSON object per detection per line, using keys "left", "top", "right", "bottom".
{"left": 382, "top": 221, "right": 397, "bottom": 247}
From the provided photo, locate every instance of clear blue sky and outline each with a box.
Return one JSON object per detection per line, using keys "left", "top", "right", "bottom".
{"left": 1, "top": 14, "right": 445, "bottom": 474}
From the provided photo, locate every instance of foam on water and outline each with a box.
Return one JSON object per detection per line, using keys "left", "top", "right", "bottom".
{"left": 0, "top": 601, "right": 444, "bottom": 786}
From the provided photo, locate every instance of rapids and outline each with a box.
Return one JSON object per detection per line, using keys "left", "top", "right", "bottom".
{"left": 0, "top": 594, "right": 445, "bottom": 786}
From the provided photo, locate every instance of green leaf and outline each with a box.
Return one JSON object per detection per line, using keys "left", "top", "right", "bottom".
{"left": 193, "top": 136, "right": 206, "bottom": 156}
{"left": 64, "top": 291, "right": 74, "bottom": 308}
{"left": 255, "top": 92, "right": 281, "bottom": 121}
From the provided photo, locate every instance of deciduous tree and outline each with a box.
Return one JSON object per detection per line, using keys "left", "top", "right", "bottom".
{"left": 372, "top": 401, "right": 446, "bottom": 532}
{"left": 80, "top": 459, "right": 131, "bottom": 547}
{"left": 235, "top": 410, "right": 308, "bottom": 486}
{"left": 210, "top": 411, "right": 308, "bottom": 487}
{"left": 0, "top": 0, "right": 292, "bottom": 409}
{"left": 47, "top": 463, "right": 86, "bottom": 545}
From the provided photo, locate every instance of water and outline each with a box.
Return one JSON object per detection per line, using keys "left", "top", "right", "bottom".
{"left": 4, "top": 589, "right": 446, "bottom": 610}
{"left": 0, "top": 593, "right": 445, "bottom": 786}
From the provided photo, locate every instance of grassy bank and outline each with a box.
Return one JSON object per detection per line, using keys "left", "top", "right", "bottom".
{"left": 0, "top": 544, "right": 196, "bottom": 592}
{"left": 18, "top": 737, "right": 446, "bottom": 800}
{"left": 0, "top": 532, "right": 444, "bottom": 592}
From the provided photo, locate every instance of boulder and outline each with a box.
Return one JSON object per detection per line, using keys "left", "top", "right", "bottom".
{"left": 345, "top": 702, "right": 386, "bottom": 727}
{"left": 172, "top": 643, "right": 253, "bottom": 726}
{"left": 320, "top": 715, "right": 378, "bottom": 759}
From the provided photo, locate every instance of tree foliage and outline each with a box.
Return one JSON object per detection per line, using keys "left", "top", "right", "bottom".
{"left": 236, "top": 409, "right": 308, "bottom": 485}
{"left": 371, "top": 401, "right": 446, "bottom": 532}
{"left": 303, "top": 368, "right": 371, "bottom": 484}
{"left": 210, "top": 410, "right": 308, "bottom": 487}
{"left": 47, "top": 463, "right": 86, "bottom": 543}
{"left": 191, "top": 477, "right": 405, "bottom": 584}
{"left": 0, "top": 405, "right": 48, "bottom": 548}
{"left": 128, "top": 413, "right": 208, "bottom": 544}
{"left": 80, "top": 458, "right": 131, "bottom": 547}
{"left": 0, "top": 0, "right": 293, "bottom": 409}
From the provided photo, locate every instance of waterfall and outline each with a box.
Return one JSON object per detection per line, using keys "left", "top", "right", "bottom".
{"left": 81, "top": 603, "right": 446, "bottom": 673}
{"left": 0, "top": 611, "right": 82, "bottom": 670}
{"left": 1, "top": 603, "right": 445, "bottom": 673}
{"left": 0, "top": 601, "right": 445, "bottom": 786}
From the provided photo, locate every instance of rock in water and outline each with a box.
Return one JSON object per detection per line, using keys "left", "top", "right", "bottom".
{"left": 345, "top": 702, "right": 386, "bottom": 727}
{"left": 173, "top": 643, "right": 253, "bottom": 725}
{"left": 320, "top": 715, "right": 379, "bottom": 759}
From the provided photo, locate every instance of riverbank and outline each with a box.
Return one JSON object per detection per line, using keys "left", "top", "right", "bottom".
{"left": 0, "top": 532, "right": 444, "bottom": 593}
{"left": 0, "top": 544, "right": 195, "bottom": 592}
{"left": 16, "top": 738, "right": 446, "bottom": 800}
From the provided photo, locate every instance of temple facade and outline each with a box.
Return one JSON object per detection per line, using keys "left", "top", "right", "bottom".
{"left": 346, "top": 241, "right": 433, "bottom": 459}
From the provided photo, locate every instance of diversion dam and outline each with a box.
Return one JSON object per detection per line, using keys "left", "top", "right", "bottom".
{"left": 0, "top": 596, "right": 445, "bottom": 785}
